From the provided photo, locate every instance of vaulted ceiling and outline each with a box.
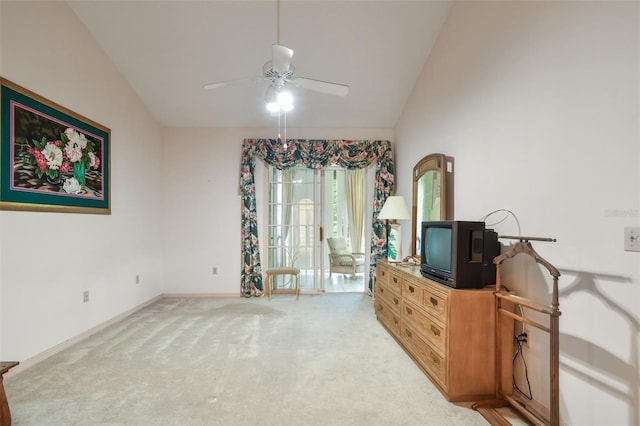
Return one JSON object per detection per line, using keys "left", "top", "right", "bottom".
{"left": 68, "top": 1, "right": 451, "bottom": 128}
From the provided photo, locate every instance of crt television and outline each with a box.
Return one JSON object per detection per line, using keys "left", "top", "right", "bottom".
{"left": 420, "top": 221, "right": 499, "bottom": 289}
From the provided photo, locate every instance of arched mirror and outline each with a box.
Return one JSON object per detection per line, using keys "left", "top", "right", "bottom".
{"left": 411, "top": 154, "right": 454, "bottom": 258}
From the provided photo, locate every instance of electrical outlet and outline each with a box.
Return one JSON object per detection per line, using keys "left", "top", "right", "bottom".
{"left": 624, "top": 227, "right": 640, "bottom": 252}
{"left": 136, "top": 275, "right": 140, "bottom": 284}
{"left": 83, "top": 290, "right": 89, "bottom": 303}
{"left": 212, "top": 267, "right": 218, "bottom": 275}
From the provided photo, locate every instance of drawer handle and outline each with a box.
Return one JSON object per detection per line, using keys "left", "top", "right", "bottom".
{"left": 405, "top": 329, "right": 412, "bottom": 338}
{"left": 393, "top": 318, "right": 399, "bottom": 325}
{"left": 378, "top": 304, "right": 384, "bottom": 311}
{"left": 430, "top": 353, "right": 440, "bottom": 366}
{"left": 430, "top": 325, "right": 440, "bottom": 337}
{"left": 381, "top": 271, "right": 386, "bottom": 277}
{"left": 405, "top": 306, "right": 413, "bottom": 315}
{"left": 392, "top": 277, "right": 398, "bottom": 284}
{"left": 393, "top": 297, "right": 399, "bottom": 305}
{"left": 408, "top": 285, "right": 415, "bottom": 293}
{"left": 430, "top": 297, "right": 438, "bottom": 307}
{"left": 380, "top": 287, "right": 384, "bottom": 294}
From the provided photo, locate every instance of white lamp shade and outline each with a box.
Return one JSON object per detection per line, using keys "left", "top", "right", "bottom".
{"left": 378, "top": 195, "right": 410, "bottom": 220}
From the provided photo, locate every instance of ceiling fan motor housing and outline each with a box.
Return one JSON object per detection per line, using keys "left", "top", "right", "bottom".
{"left": 263, "top": 61, "right": 296, "bottom": 88}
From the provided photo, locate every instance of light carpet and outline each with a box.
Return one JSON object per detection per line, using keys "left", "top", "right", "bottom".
{"left": 5, "top": 293, "right": 490, "bottom": 425}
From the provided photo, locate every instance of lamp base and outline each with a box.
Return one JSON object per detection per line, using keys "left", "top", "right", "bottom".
{"left": 387, "top": 223, "right": 402, "bottom": 262}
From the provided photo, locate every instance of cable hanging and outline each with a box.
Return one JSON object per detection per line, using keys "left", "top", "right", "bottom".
{"left": 479, "top": 209, "right": 522, "bottom": 236}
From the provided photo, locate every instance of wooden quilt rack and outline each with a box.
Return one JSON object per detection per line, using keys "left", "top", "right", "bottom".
{"left": 474, "top": 235, "right": 561, "bottom": 426}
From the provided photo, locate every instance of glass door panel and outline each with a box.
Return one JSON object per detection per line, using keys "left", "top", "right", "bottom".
{"left": 322, "top": 168, "right": 366, "bottom": 292}
{"left": 267, "top": 166, "right": 322, "bottom": 293}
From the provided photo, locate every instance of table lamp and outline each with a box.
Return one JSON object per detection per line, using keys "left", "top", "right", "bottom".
{"left": 378, "top": 195, "right": 411, "bottom": 262}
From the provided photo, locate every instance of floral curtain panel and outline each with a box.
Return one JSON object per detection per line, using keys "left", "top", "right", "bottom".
{"left": 239, "top": 138, "right": 395, "bottom": 297}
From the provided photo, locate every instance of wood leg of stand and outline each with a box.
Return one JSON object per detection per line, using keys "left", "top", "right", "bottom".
{"left": 472, "top": 400, "right": 513, "bottom": 426}
{"left": 0, "top": 362, "right": 19, "bottom": 426}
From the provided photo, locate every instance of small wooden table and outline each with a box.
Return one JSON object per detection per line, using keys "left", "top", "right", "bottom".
{"left": 0, "top": 361, "right": 18, "bottom": 426}
{"left": 265, "top": 268, "right": 300, "bottom": 300}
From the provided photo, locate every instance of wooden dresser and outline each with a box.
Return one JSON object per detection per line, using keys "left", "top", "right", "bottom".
{"left": 374, "top": 259, "right": 511, "bottom": 402}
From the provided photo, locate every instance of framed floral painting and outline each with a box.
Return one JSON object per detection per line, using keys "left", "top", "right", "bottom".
{"left": 0, "top": 78, "right": 110, "bottom": 214}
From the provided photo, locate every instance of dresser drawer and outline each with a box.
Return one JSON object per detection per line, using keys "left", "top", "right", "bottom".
{"left": 387, "top": 270, "right": 403, "bottom": 295}
{"left": 378, "top": 285, "right": 401, "bottom": 313}
{"left": 401, "top": 299, "right": 446, "bottom": 353}
{"left": 402, "top": 277, "right": 422, "bottom": 305}
{"left": 402, "top": 323, "right": 447, "bottom": 388}
{"left": 376, "top": 263, "right": 390, "bottom": 288}
{"left": 375, "top": 299, "right": 401, "bottom": 336}
{"left": 422, "top": 283, "right": 448, "bottom": 320}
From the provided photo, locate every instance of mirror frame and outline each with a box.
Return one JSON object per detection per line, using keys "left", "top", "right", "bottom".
{"left": 410, "top": 153, "right": 454, "bottom": 258}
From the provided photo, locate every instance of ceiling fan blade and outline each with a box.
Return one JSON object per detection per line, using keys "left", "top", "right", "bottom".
{"left": 272, "top": 44, "right": 294, "bottom": 74}
{"left": 204, "top": 76, "right": 263, "bottom": 90}
{"left": 294, "top": 77, "right": 349, "bottom": 97}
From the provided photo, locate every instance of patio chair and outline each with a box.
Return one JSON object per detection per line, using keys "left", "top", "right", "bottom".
{"left": 327, "top": 237, "right": 365, "bottom": 279}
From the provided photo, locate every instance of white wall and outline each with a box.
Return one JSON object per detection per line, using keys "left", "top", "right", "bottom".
{"left": 0, "top": 1, "right": 164, "bottom": 361}
{"left": 395, "top": 2, "right": 639, "bottom": 425}
{"left": 161, "top": 127, "right": 394, "bottom": 295}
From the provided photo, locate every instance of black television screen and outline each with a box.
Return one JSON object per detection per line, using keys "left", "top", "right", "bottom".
{"left": 424, "top": 227, "right": 452, "bottom": 273}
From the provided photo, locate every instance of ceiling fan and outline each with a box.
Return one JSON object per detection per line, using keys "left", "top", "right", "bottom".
{"left": 204, "top": 43, "right": 349, "bottom": 98}
{"left": 203, "top": 1, "right": 349, "bottom": 105}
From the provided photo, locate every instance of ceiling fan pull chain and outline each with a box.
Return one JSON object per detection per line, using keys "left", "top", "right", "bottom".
{"left": 277, "top": 109, "right": 281, "bottom": 144}
{"left": 283, "top": 111, "right": 287, "bottom": 149}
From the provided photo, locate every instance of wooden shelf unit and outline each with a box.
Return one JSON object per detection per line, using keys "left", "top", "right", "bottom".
{"left": 374, "top": 259, "right": 512, "bottom": 402}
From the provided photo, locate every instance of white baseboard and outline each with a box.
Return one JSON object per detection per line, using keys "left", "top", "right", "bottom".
{"left": 162, "top": 293, "right": 241, "bottom": 298}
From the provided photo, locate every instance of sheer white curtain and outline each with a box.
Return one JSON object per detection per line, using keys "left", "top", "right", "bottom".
{"left": 281, "top": 169, "right": 293, "bottom": 263}
{"left": 345, "top": 169, "right": 365, "bottom": 253}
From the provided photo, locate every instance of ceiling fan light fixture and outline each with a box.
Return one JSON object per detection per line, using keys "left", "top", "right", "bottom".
{"left": 265, "top": 85, "right": 281, "bottom": 113}
{"left": 266, "top": 101, "right": 280, "bottom": 113}
{"left": 277, "top": 90, "right": 293, "bottom": 104}
{"left": 265, "top": 87, "right": 294, "bottom": 113}
{"left": 277, "top": 90, "right": 294, "bottom": 112}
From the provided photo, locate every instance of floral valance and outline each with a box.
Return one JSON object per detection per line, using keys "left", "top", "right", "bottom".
{"left": 239, "top": 138, "right": 395, "bottom": 297}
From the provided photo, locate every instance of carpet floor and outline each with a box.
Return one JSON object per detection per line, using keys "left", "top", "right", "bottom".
{"left": 5, "top": 293, "right": 490, "bottom": 425}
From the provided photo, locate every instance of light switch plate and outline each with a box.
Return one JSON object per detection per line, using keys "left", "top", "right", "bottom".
{"left": 624, "top": 227, "right": 640, "bottom": 252}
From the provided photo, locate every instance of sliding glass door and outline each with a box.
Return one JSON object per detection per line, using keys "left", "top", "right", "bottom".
{"left": 266, "top": 166, "right": 366, "bottom": 294}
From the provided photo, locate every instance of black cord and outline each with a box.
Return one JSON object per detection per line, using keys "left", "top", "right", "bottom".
{"left": 501, "top": 282, "right": 533, "bottom": 400}
{"left": 512, "top": 333, "right": 533, "bottom": 400}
